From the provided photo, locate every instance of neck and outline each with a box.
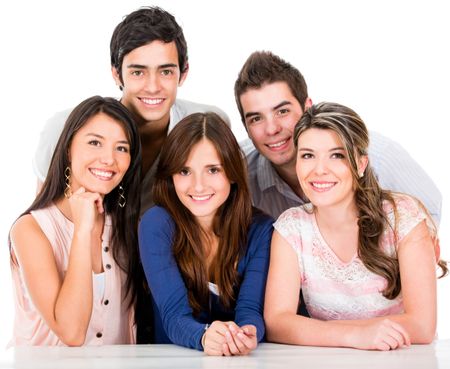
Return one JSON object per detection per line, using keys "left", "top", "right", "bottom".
{"left": 314, "top": 200, "right": 359, "bottom": 230}
{"left": 273, "top": 162, "right": 306, "bottom": 201}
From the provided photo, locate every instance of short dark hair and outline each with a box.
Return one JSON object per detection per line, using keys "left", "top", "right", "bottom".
{"left": 234, "top": 51, "right": 308, "bottom": 124}
{"left": 110, "top": 6, "right": 188, "bottom": 83}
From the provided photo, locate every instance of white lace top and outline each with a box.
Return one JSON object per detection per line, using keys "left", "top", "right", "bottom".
{"left": 274, "top": 194, "right": 434, "bottom": 320}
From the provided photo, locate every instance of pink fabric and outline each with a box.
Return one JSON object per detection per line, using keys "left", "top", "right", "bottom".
{"left": 9, "top": 204, "right": 135, "bottom": 346}
{"left": 274, "top": 194, "right": 435, "bottom": 321}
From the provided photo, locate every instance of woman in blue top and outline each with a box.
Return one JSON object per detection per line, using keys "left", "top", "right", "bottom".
{"left": 138, "top": 112, "right": 273, "bottom": 356}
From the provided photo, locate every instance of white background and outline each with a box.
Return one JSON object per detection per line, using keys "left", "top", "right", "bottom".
{"left": 0, "top": 0, "right": 449, "bottom": 348}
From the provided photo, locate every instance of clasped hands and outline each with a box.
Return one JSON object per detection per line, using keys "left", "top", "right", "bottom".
{"left": 202, "top": 321, "right": 257, "bottom": 356}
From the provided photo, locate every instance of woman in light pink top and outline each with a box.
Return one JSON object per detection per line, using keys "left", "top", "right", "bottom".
{"left": 264, "top": 102, "right": 448, "bottom": 351}
{"left": 9, "top": 96, "right": 142, "bottom": 346}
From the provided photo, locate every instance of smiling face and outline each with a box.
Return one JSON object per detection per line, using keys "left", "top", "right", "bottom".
{"left": 240, "top": 81, "right": 310, "bottom": 170}
{"left": 113, "top": 40, "right": 187, "bottom": 129}
{"left": 172, "top": 138, "right": 231, "bottom": 230}
{"left": 68, "top": 112, "right": 131, "bottom": 196}
{"left": 296, "top": 128, "right": 367, "bottom": 210}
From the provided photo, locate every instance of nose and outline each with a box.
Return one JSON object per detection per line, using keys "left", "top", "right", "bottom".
{"left": 193, "top": 173, "right": 205, "bottom": 193}
{"left": 314, "top": 158, "right": 329, "bottom": 175}
{"left": 99, "top": 149, "right": 115, "bottom": 166}
{"left": 265, "top": 116, "right": 281, "bottom": 136}
{"left": 144, "top": 72, "right": 161, "bottom": 94}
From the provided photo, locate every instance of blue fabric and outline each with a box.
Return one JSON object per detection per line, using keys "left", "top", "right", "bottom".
{"left": 138, "top": 206, "right": 273, "bottom": 350}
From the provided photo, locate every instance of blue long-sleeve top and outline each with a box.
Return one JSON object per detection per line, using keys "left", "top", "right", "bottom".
{"left": 138, "top": 206, "right": 274, "bottom": 350}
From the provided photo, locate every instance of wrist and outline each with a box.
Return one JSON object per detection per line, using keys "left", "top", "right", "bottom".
{"left": 201, "top": 324, "right": 210, "bottom": 349}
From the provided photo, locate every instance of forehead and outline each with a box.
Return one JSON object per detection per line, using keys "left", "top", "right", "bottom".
{"left": 298, "top": 128, "right": 343, "bottom": 149}
{"left": 74, "top": 113, "right": 128, "bottom": 140}
{"left": 122, "top": 40, "right": 179, "bottom": 67}
{"left": 240, "top": 81, "right": 300, "bottom": 113}
{"left": 185, "top": 139, "right": 220, "bottom": 164}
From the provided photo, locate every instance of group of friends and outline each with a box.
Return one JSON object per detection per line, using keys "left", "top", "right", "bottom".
{"left": 8, "top": 6, "right": 448, "bottom": 354}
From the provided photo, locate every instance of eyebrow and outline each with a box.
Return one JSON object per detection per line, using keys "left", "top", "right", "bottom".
{"left": 85, "top": 133, "right": 129, "bottom": 145}
{"left": 126, "top": 63, "right": 178, "bottom": 69}
{"left": 298, "top": 147, "right": 345, "bottom": 152}
{"left": 244, "top": 100, "right": 292, "bottom": 120}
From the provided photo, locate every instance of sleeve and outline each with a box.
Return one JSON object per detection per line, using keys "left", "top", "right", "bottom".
{"left": 369, "top": 131, "right": 442, "bottom": 224}
{"left": 394, "top": 195, "right": 434, "bottom": 244}
{"left": 138, "top": 207, "right": 206, "bottom": 350}
{"left": 234, "top": 215, "right": 274, "bottom": 342}
{"left": 32, "top": 110, "right": 71, "bottom": 182}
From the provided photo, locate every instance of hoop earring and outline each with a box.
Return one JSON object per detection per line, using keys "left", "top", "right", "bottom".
{"left": 118, "top": 184, "right": 126, "bottom": 208}
{"left": 64, "top": 166, "right": 72, "bottom": 198}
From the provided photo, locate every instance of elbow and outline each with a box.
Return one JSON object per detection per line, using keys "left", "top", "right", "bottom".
{"left": 414, "top": 327, "right": 436, "bottom": 345}
{"left": 264, "top": 312, "right": 281, "bottom": 342}
{"left": 58, "top": 327, "right": 87, "bottom": 347}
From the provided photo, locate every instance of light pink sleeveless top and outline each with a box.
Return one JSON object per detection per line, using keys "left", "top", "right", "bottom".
{"left": 9, "top": 204, "right": 135, "bottom": 346}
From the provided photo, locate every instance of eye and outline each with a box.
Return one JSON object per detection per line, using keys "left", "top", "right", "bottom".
{"left": 208, "top": 166, "right": 221, "bottom": 174}
{"left": 300, "top": 153, "right": 313, "bottom": 159}
{"left": 179, "top": 168, "right": 190, "bottom": 176}
{"left": 331, "top": 152, "right": 345, "bottom": 159}
{"left": 161, "top": 69, "right": 174, "bottom": 76}
{"left": 131, "top": 70, "right": 144, "bottom": 77}
{"left": 247, "top": 115, "right": 261, "bottom": 125}
{"left": 88, "top": 140, "right": 101, "bottom": 147}
{"left": 116, "top": 145, "right": 130, "bottom": 153}
{"left": 277, "top": 108, "right": 289, "bottom": 116}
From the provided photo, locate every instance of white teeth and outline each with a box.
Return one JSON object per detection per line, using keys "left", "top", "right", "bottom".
{"left": 312, "top": 182, "right": 335, "bottom": 189}
{"left": 90, "top": 169, "right": 113, "bottom": 179}
{"left": 141, "top": 98, "right": 163, "bottom": 105}
{"left": 268, "top": 140, "right": 287, "bottom": 148}
{"left": 191, "top": 195, "right": 212, "bottom": 201}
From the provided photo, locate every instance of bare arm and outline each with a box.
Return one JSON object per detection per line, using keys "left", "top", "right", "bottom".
{"left": 264, "top": 224, "right": 436, "bottom": 350}
{"left": 10, "top": 188, "right": 104, "bottom": 346}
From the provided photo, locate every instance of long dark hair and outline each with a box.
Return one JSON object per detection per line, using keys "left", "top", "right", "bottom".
{"left": 22, "top": 96, "right": 142, "bottom": 306}
{"left": 294, "top": 102, "right": 447, "bottom": 299}
{"left": 153, "top": 112, "right": 253, "bottom": 314}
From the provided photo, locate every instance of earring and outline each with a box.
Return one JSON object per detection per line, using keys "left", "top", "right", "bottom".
{"left": 64, "top": 166, "right": 72, "bottom": 198}
{"left": 358, "top": 172, "right": 364, "bottom": 178}
{"left": 118, "top": 184, "right": 126, "bottom": 208}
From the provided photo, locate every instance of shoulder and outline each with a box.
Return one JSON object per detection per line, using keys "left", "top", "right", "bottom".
{"left": 173, "top": 99, "right": 230, "bottom": 125}
{"left": 249, "top": 210, "right": 274, "bottom": 233}
{"left": 140, "top": 206, "right": 173, "bottom": 227}
{"left": 41, "top": 109, "right": 73, "bottom": 133}
{"left": 10, "top": 213, "right": 49, "bottom": 260}
{"left": 274, "top": 205, "right": 313, "bottom": 239}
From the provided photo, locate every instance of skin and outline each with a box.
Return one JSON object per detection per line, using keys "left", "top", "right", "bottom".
{"left": 11, "top": 114, "right": 131, "bottom": 346}
{"left": 239, "top": 81, "right": 312, "bottom": 198}
{"left": 263, "top": 128, "right": 437, "bottom": 350}
{"left": 172, "top": 139, "right": 258, "bottom": 356}
{"left": 37, "top": 40, "right": 187, "bottom": 193}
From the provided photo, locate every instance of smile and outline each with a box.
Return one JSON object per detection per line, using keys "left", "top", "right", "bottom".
{"left": 310, "top": 181, "right": 336, "bottom": 191}
{"left": 266, "top": 139, "right": 289, "bottom": 150}
{"left": 140, "top": 97, "right": 164, "bottom": 106}
{"left": 190, "top": 194, "right": 213, "bottom": 201}
{"left": 90, "top": 168, "right": 115, "bottom": 180}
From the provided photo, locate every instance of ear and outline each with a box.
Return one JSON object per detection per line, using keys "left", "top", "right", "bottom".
{"left": 304, "top": 97, "right": 313, "bottom": 110}
{"left": 178, "top": 63, "right": 189, "bottom": 87}
{"left": 111, "top": 66, "right": 123, "bottom": 88}
{"left": 357, "top": 155, "right": 369, "bottom": 177}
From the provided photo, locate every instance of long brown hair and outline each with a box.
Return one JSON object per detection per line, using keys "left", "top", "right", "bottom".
{"left": 17, "top": 96, "right": 142, "bottom": 307}
{"left": 153, "top": 112, "right": 253, "bottom": 314}
{"left": 294, "top": 102, "right": 448, "bottom": 299}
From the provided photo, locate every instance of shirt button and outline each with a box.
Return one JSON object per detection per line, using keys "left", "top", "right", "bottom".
{"left": 104, "top": 299, "right": 109, "bottom": 305}
{"left": 105, "top": 264, "right": 111, "bottom": 270}
{"left": 103, "top": 247, "right": 109, "bottom": 252}
{"left": 96, "top": 332, "right": 103, "bottom": 338}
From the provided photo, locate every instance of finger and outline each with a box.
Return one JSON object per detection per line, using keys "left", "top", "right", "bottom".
{"left": 386, "top": 327, "right": 406, "bottom": 348}
{"left": 95, "top": 197, "right": 104, "bottom": 214}
{"left": 222, "top": 343, "right": 231, "bottom": 357}
{"left": 237, "top": 331, "right": 257, "bottom": 350}
{"left": 204, "top": 347, "right": 223, "bottom": 356}
{"left": 381, "top": 334, "right": 400, "bottom": 350}
{"left": 389, "top": 321, "right": 411, "bottom": 347}
{"left": 242, "top": 325, "right": 257, "bottom": 338}
{"left": 225, "top": 330, "right": 240, "bottom": 355}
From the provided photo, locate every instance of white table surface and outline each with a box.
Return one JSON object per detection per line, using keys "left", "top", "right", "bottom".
{"left": 1, "top": 340, "right": 449, "bottom": 369}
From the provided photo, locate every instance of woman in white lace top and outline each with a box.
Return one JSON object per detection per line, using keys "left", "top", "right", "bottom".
{"left": 264, "top": 102, "right": 447, "bottom": 351}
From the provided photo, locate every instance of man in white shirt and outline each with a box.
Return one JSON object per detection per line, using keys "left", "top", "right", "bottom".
{"left": 234, "top": 51, "right": 441, "bottom": 224}
{"left": 33, "top": 6, "right": 228, "bottom": 213}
